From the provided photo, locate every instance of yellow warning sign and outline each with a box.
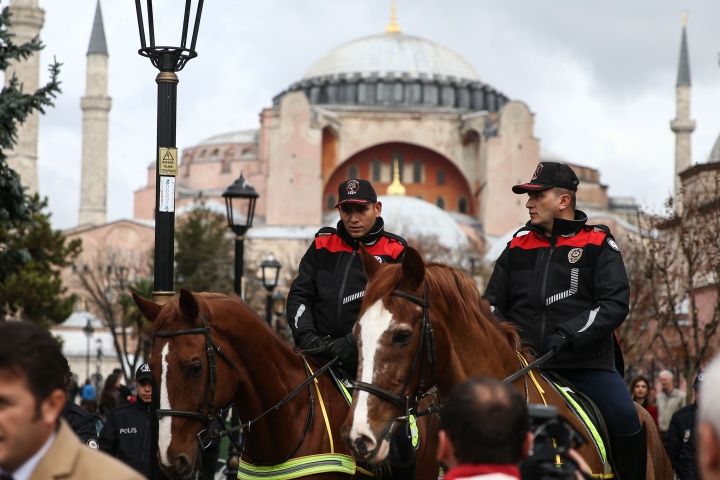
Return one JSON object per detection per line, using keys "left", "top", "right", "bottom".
{"left": 158, "top": 147, "right": 178, "bottom": 176}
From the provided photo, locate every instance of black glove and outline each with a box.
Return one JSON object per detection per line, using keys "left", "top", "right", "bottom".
{"left": 328, "top": 334, "right": 357, "bottom": 365}
{"left": 297, "top": 333, "right": 329, "bottom": 353}
{"left": 541, "top": 331, "right": 570, "bottom": 355}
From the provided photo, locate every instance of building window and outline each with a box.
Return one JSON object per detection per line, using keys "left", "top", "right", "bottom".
{"left": 372, "top": 160, "right": 382, "bottom": 182}
{"left": 348, "top": 165, "right": 358, "bottom": 179}
{"left": 436, "top": 197, "right": 446, "bottom": 210}
{"left": 413, "top": 160, "right": 422, "bottom": 183}
{"left": 458, "top": 197, "right": 468, "bottom": 213}
{"left": 326, "top": 195, "right": 335, "bottom": 210}
{"left": 437, "top": 169, "right": 446, "bottom": 185}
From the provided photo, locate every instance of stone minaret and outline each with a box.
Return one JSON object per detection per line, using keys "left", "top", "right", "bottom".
{"left": 3, "top": 0, "right": 44, "bottom": 195}
{"left": 670, "top": 13, "right": 695, "bottom": 203}
{"left": 78, "top": 1, "right": 111, "bottom": 226}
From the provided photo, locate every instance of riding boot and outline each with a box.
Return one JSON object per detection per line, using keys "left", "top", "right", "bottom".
{"left": 388, "top": 423, "right": 416, "bottom": 480}
{"left": 610, "top": 424, "right": 647, "bottom": 480}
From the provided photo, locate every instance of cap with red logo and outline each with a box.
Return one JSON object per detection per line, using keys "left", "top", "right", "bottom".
{"left": 512, "top": 162, "right": 579, "bottom": 194}
{"left": 336, "top": 179, "right": 378, "bottom": 207}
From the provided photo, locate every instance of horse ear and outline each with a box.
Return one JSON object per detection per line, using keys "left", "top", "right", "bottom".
{"left": 400, "top": 247, "right": 425, "bottom": 290}
{"left": 360, "top": 247, "right": 383, "bottom": 280}
{"left": 179, "top": 289, "right": 199, "bottom": 320}
{"left": 132, "top": 291, "right": 162, "bottom": 322}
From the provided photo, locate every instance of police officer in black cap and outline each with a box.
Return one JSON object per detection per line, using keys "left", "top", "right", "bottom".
{"left": 485, "top": 162, "right": 643, "bottom": 479}
{"left": 99, "top": 363, "right": 154, "bottom": 477}
{"left": 287, "top": 178, "right": 407, "bottom": 378}
{"left": 665, "top": 372, "right": 703, "bottom": 480}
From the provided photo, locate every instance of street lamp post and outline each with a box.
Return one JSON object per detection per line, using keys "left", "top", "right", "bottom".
{"left": 134, "top": 0, "right": 204, "bottom": 305}
{"left": 95, "top": 338, "right": 103, "bottom": 386}
{"left": 260, "top": 256, "right": 282, "bottom": 325}
{"left": 82, "top": 319, "right": 94, "bottom": 382}
{"left": 222, "top": 173, "right": 259, "bottom": 297}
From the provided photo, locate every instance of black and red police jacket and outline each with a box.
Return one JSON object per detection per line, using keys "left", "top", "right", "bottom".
{"left": 484, "top": 211, "right": 629, "bottom": 371}
{"left": 287, "top": 218, "right": 406, "bottom": 344}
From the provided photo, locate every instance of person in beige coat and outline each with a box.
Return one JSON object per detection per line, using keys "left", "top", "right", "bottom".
{"left": 0, "top": 322, "right": 143, "bottom": 480}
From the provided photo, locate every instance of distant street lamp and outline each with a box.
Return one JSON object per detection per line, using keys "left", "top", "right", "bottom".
{"left": 223, "top": 173, "right": 259, "bottom": 296}
{"left": 134, "top": 0, "right": 205, "bottom": 304}
{"left": 260, "top": 256, "right": 282, "bottom": 325}
{"left": 83, "top": 318, "right": 95, "bottom": 381}
{"left": 95, "top": 338, "right": 103, "bottom": 386}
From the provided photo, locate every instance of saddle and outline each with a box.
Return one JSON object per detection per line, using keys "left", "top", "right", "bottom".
{"left": 541, "top": 370, "right": 615, "bottom": 477}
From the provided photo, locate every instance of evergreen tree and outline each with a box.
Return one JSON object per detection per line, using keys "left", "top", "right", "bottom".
{"left": 175, "top": 205, "right": 233, "bottom": 292}
{"left": 0, "top": 7, "right": 79, "bottom": 325}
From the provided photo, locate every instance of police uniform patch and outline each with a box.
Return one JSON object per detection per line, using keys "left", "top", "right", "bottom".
{"left": 374, "top": 255, "right": 383, "bottom": 263}
{"left": 87, "top": 439, "right": 99, "bottom": 450}
{"left": 607, "top": 238, "right": 620, "bottom": 252}
{"left": 568, "top": 248, "right": 583, "bottom": 264}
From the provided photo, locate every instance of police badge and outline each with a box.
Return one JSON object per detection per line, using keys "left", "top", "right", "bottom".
{"left": 568, "top": 248, "right": 583, "bottom": 264}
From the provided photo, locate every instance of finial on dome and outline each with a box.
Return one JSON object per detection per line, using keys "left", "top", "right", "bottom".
{"left": 681, "top": 11, "right": 688, "bottom": 27}
{"left": 386, "top": 157, "right": 406, "bottom": 195}
{"left": 385, "top": 0, "right": 401, "bottom": 34}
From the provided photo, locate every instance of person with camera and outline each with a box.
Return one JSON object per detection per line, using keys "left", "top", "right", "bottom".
{"left": 485, "top": 162, "right": 643, "bottom": 479}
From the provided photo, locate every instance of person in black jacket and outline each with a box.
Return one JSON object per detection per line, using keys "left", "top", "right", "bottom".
{"left": 485, "top": 162, "right": 643, "bottom": 480}
{"left": 99, "top": 363, "right": 153, "bottom": 477}
{"left": 665, "top": 372, "right": 703, "bottom": 480}
{"left": 61, "top": 357, "right": 100, "bottom": 449}
{"left": 287, "top": 178, "right": 406, "bottom": 378}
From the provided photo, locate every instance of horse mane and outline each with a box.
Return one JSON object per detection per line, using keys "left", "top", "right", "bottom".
{"left": 364, "top": 261, "right": 523, "bottom": 353}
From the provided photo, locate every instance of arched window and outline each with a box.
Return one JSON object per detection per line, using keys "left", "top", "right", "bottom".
{"left": 372, "top": 160, "right": 382, "bottom": 182}
{"left": 326, "top": 195, "right": 336, "bottom": 210}
{"left": 348, "top": 165, "right": 359, "bottom": 179}
{"left": 413, "top": 160, "right": 423, "bottom": 183}
{"left": 437, "top": 169, "right": 446, "bottom": 185}
{"left": 458, "top": 197, "right": 468, "bottom": 214}
{"left": 436, "top": 197, "right": 446, "bottom": 210}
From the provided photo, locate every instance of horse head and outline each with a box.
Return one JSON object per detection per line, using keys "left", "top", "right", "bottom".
{"left": 341, "top": 246, "right": 431, "bottom": 463}
{"left": 133, "top": 289, "right": 240, "bottom": 479}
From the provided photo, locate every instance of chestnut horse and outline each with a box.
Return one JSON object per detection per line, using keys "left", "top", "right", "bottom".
{"left": 341, "top": 248, "right": 672, "bottom": 480}
{"left": 133, "top": 289, "right": 439, "bottom": 479}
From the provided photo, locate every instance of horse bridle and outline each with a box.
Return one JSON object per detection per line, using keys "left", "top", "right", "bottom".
{"left": 153, "top": 312, "right": 239, "bottom": 448}
{"left": 353, "top": 283, "right": 439, "bottom": 421}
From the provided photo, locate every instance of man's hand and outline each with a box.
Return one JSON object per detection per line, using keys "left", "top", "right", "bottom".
{"left": 298, "top": 333, "right": 329, "bottom": 353}
{"left": 541, "top": 331, "right": 569, "bottom": 355}
{"left": 328, "top": 334, "right": 357, "bottom": 365}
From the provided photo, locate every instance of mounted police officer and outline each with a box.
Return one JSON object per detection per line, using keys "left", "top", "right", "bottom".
{"left": 287, "top": 178, "right": 407, "bottom": 378}
{"left": 484, "top": 162, "right": 644, "bottom": 479}
{"left": 99, "top": 363, "right": 154, "bottom": 478}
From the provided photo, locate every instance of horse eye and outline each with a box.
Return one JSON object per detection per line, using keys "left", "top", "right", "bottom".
{"left": 391, "top": 330, "right": 412, "bottom": 345}
{"left": 184, "top": 362, "right": 202, "bottom": 378}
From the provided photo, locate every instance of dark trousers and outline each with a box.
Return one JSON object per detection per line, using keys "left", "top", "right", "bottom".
{"left": 552, "top": 368, "right": 640, "bottom": 436}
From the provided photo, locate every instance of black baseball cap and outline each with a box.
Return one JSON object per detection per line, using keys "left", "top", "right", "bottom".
{"left": 336, "top": 179, "right": 377, "bottom": 207}
{"left": 135, "top": 363, "right": 152, "bottom": 383}
{"left": 512, "top": 162, "right": 580, "bottom": 194}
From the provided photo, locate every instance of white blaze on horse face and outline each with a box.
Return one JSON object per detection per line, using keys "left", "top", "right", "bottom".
{"left": 159, "top": 342, "right": 172, "bottom": 467}
{"left": 350, "top": 300, "right": 395, "bottom": 454}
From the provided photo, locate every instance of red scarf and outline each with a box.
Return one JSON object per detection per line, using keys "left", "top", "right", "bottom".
{"left": 444, "top": 464, "right": 521, "bottom": 480}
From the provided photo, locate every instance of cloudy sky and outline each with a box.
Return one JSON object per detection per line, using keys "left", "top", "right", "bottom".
{"left": 12, "top": 0, "right": 720, "bottom": 228}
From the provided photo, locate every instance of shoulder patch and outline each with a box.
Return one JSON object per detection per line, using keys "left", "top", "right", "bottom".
{"left": 87, "top": 438, "right": 99, "bottom": 450}
{"left": 315, "top": 226, "right": 336, "bottom": 237}
{"left": 607, "top": 237, "right": 620, "bottom": 252}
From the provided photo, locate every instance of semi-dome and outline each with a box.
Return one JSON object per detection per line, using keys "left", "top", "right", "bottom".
{"left": 303, "top": 33, "right": 480, "bottom": 81}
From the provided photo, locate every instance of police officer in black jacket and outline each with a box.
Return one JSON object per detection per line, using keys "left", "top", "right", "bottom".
{"left": 485, "top": 162, "right": 643, "bottom": 480}
{"left": 99, "top": 363, "right": 153, "bottom": 477}
{"left": 61, "top": 357, "right": 100, "bottom": 449}
{"left": 665, "top": 372, "right": 703, "bottom": 480}
{"left": 287, "top": 178, "right": 406, "bottom": 377}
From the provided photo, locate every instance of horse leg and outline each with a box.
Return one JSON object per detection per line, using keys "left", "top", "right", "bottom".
{"left": 636, "top": 405, "right": 672, "bottom": 480}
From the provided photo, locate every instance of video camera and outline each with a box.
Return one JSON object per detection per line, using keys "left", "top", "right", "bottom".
{"left": 520, "top": 404, "right": 591, "bottom": 480}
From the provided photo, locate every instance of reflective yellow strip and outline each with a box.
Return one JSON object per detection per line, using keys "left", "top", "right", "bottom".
{"left": 237, "top": 454, "right": 356, "bottom": 479}
{"left": 553, "top": 384, "right": 607, "bottom": 464}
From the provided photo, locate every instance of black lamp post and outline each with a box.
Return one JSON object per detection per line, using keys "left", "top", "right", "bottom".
{"left": 134, "top": 0, "right": 204, "bottom": 304}
{"left": 83, "top": 319, "right": 95, "bottom": 381}
{"left": 260, "top": 256, "right": 282, "bottom": 325}
{"left": 95, "top": 338, "right": 103, "bottom": 386}
{"left": 223, "top": 173, "right": 259, "bottom": 296}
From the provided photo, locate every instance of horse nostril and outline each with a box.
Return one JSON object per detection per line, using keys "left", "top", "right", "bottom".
{"left": 173, "top": 453, "right": 193, "bottom": 477}
{"left": 353, "top": 434, "right": 375, "bottom": 457}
